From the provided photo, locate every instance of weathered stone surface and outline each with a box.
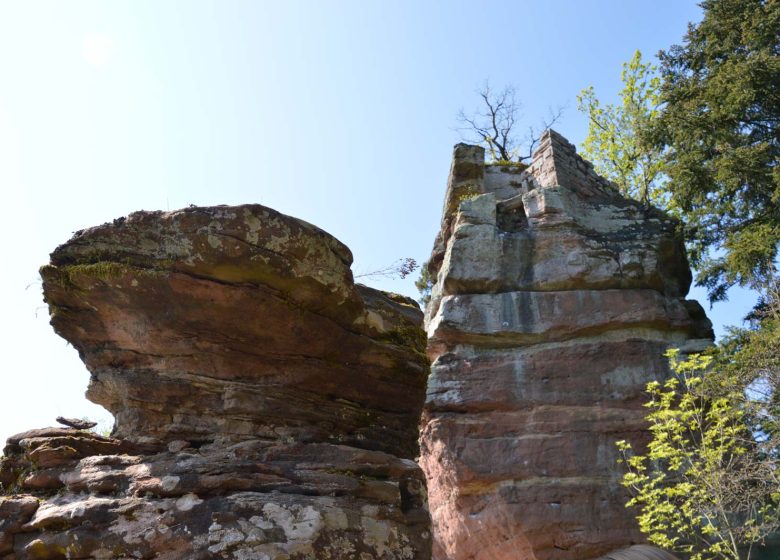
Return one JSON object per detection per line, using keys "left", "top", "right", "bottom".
{"left": 597, "top": 545, "right": 680, "bottom": 560}
{"left": 39, "top": 205, "right": 427, "bottom": 458}
{"left": 2, "top": 438, "right": 429, "bottom": 559}
{"left": 0, "top": 496, "right": 38, "bottom": 555}
{"left": 1, "top": 204, "right": 430, "bottom": 559}
{"left": 420, "top": 131, "right": 712, "bottom": 560}
{"left": 55, "top": 417, "right": 97, "bottom": 430}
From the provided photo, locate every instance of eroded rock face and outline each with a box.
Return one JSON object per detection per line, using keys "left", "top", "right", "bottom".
{"left": 1, "top": 433, "right": 428, "bottom": 559}
{"left": 1, "top": 204, "right": 430, "bottom": 559}
{"left": 420, "top": 131, "right": 713, "bottom": 560}
{"left": 597, "top": 545, "right": 680, "bottom": 560}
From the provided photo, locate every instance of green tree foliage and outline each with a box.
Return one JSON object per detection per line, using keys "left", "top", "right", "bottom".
{"left": 415, "top": 259, "right": 433, "bottom": 307}
{"left": 719, "top": 282, "right": 780, "bottom": 448}
{"left": 614, "top": 4, "right": 780, "bottom": 556}
{"left": 618, "top": 349, "right": 780, "bottom": 559}
{"left": 651, "top": 0, "right": 780, "bottom": 302}
{"left": 577, "top": 50, "right": 668, "bottom": 208}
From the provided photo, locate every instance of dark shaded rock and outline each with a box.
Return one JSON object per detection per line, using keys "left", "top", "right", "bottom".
{"left": 55, "top": 417, "right": 97, "bottom": 430}
{"left": 0, "top": 495, "right": 38, "bottom": 555}
{"left": 597, "top": 545, "right": 680, "bottom": 560}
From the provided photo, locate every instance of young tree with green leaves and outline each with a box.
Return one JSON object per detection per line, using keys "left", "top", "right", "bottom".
{"left": 598, "top": 3, "right": 780, "bottom": 556}
{"left": 650, "top": 0, "right": 780, "bottom": 303}
{"left": 577, "top": 50, "right": 668, "bottom": 208}
{"left": 618, "top": 350, "right": 780, "bottom": 560}
{"left": 414, "top": 259, "right": 433, "bottom": 307}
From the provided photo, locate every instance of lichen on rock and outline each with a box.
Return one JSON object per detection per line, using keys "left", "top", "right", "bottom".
{"left": 419, "top": 130, "right": 712, "bottom": 560}
{"left": 1, "top": 204, "right": 431, "bottom": 559}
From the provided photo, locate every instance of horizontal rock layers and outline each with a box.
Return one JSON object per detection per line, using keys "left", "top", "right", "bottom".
{"left": 419, "top": 131, "right": 713, "bottom": 560}
{"left": 1, "top": 204, "right": 431, "bottom": 559}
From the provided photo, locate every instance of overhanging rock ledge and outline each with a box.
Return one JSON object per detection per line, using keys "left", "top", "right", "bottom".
{"left": 1, "top": 203, "right": 431, "bottom": 560}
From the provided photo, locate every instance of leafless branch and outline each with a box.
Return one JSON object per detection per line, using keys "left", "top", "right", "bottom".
{"left": 457, "top": 82, "right": 521, "bottom": 161}
{"left": 458, "top": 82, "right": 565, "bottom": 163}
{"left": 518, "top": 104, "right": 566, "bottom": 162}
{"left": 355, "top": 258, "right": 418, "bottom": 281}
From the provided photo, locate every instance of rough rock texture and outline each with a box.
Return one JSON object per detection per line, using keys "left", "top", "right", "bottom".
{"left": 597, "top": 546, "right": 679, "bottom": 560}
{"left": 1, "top": 204, "right": 431, "bottom": 559}
{"left": 420, "top": 131, "right": 713, "bottom": 560}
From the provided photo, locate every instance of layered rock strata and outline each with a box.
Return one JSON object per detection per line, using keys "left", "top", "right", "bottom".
{"left": 420, "top": 131, "right": 713, "bottom": 560}
{"left": 596, "top": 545, "right": 680, "bottom": 560}
{"left": 0, "top": 204, "right": 431, "bottom": 559}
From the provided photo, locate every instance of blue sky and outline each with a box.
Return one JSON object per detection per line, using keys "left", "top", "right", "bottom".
{"left": 0, "top": 1, "right": 754, "bottom": 441}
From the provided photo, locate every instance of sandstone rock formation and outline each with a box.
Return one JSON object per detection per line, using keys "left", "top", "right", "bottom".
{"left": 596, "top": 545, "right": 680, "bottom": 560}
{"left": 420, "top": 131, "right": 713, "bottom": 560}
{"left": 0, "top": 204, "right": 431, "bottom": 559}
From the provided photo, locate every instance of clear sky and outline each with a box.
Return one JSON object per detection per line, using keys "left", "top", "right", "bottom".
{"left": 0, "top": 1, "right": 756, "bottom": 442}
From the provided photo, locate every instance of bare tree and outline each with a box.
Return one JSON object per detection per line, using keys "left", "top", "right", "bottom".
{"left": 457, "top": 82, "right": 563, "bottom": 163}
{"left": 355, "top": 258, "right": 418, "bottom": 281}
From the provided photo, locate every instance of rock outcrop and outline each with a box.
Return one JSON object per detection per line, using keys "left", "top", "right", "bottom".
{"left": 0, "top": 204, "right": 431, "bottom": 559}
{"left": 420, "top": 131, "right": 713, "bottom": 560}
{"left": 597, "top": 545, "right": 680, "bottom": 560}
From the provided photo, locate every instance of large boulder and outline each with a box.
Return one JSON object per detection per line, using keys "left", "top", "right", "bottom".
{"left": 419, "top": 131, "right": 713, "bottom": 560}
{"left": 1, "top": 204, "right": 431, "bottom": 559}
